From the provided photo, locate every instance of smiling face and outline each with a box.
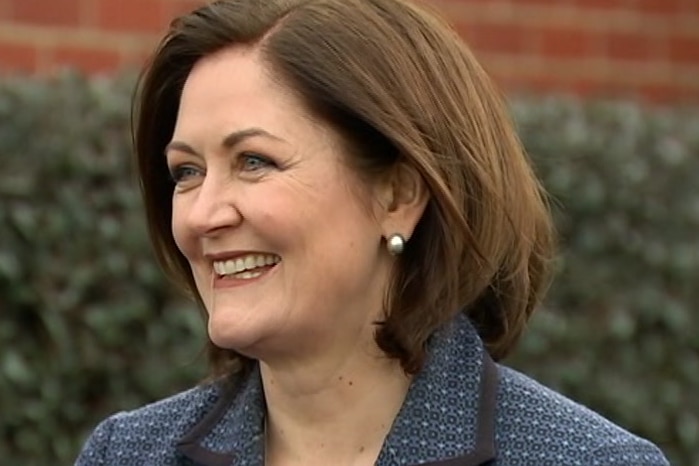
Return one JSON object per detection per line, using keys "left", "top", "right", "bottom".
{"left": 167, "top": 46, "right": 395, "bottom": 363}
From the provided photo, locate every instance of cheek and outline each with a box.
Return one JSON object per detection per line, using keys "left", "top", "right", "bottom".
{"left": 242, "top": 186, "right": 309, "bottom": 236}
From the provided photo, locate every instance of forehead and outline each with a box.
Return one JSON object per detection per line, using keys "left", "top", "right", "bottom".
{"left": 185, "top": 46, "right": 267, "bottom": 96}
{"left": 175, "top": 46, "right": 357, "bottom": 158}
{"left": 174, "top": 46, "right": 337, "bottom": 148}
{"left": 177, "top": 47, "right": 279, "bottom": 124}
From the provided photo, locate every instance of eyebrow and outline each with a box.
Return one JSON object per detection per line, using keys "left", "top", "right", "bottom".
{"left": 164, "top": 127, "right": 285, "bottom": 156}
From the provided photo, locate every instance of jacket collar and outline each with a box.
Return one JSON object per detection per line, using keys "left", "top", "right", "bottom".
{"left": 176, "top": 367, "right": 265, "bottom": 466}
{"left": 375, "top": 314, "right": 498, "bottom": 466}
{"left": 176, "top": 314, "right": 498, "bottom": 466}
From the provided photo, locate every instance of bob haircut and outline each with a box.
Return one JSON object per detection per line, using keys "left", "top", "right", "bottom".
{"left": 134, "top": 0, "right": 555, "bottom": 377}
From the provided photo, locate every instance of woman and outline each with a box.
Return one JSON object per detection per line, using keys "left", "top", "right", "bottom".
{"left": 77, "top": 0, "right": 669, "bottom": 464}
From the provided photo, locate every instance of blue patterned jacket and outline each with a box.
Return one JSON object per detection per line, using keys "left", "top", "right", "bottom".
{"left": 76, "top": 314, "right": 669, "bottom": 465}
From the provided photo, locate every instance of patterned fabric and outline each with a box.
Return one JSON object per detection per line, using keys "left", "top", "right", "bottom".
{"left": 76, "top": 314, "right": 669, "bottom": 465}
{"left": 495, "top": 367, "right": 668, "bottom": 466}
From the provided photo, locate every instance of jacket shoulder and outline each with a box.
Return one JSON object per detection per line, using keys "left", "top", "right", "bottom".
{"left": 494, "top": 365, "right": 669, "bottom": 466}
{"left": 75, "top": 383, "right": 221, "bottom": 465}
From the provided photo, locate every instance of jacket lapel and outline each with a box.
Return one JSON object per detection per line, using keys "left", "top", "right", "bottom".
{"left": 416, "top": 354, "right": 498, "bottom": 466}
{"left": 175, "top": 314, "right": 499, "bottom": 466}
{"left": 375, "top": 314, "right": 499, "bottom": 466}
{"left": 176, "top": 367, "right": 266, "bottom": 466}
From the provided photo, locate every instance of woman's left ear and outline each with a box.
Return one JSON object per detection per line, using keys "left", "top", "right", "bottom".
{"left": 375, "top": 162, "right": 430, "bottom": 240}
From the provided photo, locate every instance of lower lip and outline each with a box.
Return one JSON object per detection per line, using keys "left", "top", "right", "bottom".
{"left": 213, "top": 264, "right": 278, "bottom": 289}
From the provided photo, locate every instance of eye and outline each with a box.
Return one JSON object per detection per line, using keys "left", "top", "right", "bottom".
{"left": 240, "top": 152, "right": 275, "bottom": 172}
{"left": 169, "top": 164, "right": 203, "bottom": 184}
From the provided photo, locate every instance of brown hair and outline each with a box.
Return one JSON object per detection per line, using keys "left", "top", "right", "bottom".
{"left": 134, "top": 0, "right": 555, "bottom": 377}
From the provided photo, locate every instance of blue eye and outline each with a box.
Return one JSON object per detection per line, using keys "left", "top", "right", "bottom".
{"left": 169, "top": 165, "right": 202, "bottom": 183}
{"left": 241, "top": 153, "right": 274, "bottom": 171}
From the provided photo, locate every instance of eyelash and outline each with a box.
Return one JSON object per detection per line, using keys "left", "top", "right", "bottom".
{"left": 167, "top": 152, "right": 277, "bottom": 184}
{"left": 239, "top": 152, "right": 275, "bottom": 171}
{"left": 169, "top": 165, "right": 201, "bottom": 183}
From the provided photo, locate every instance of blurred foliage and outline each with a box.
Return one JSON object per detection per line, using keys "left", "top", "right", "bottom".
{"left": 509, "top": 98, "right": 699, "bottom": 466}
{"left": 0, "top": 73, "right": 696, "bottom": 465}
{"left": 0, "top": 73, "right": 207, "bottom": 465}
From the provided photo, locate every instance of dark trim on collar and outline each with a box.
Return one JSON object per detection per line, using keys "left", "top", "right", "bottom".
{"left": 173, "top": 323, "right": 501, "bottom": 466}
{"left": 176, "top": 379, "right": 239, "bottom": 466}
{"left": 176, "top": 442, "right": 235, "bottom": 466}
{"left": 418, "top": 352, "right": 499, "bottom": 466}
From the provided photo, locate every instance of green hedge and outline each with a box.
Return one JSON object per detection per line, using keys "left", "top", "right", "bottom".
{"left": 509, "top": 98, "right": 699, "bottom": 465}
{"left": 1, "top": 73, "right": 697, "bottom": 465}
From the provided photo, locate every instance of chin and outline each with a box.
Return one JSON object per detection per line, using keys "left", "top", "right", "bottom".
{"left": 207, "top": 318, "right": 262, "bottom": 352}
{"left": 207, "top": 316, "right": 289, "bottom": 361}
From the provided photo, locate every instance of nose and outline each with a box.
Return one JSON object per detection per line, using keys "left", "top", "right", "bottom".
{"left": 184, "top": 174, "right": 242, "bottom": 237}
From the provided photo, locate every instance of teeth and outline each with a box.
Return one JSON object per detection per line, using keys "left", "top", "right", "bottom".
{"left": 245, "top": 256, "right": 256, "bottom": 270}
{"left": 213, "top": 254, "right": 280, "bottom": 276}
{"left": 235, "top": 258, "right": 245, "bottom": 271}
{"left": 236, "top": 270, "right": 263, "bottom": 280}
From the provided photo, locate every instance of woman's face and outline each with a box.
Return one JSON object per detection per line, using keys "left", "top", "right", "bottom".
{"left": 167, "top": 46, "right": 394, "bottom": 362}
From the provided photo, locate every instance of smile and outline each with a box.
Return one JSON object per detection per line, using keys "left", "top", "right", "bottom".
{"left": 213, "top": 253, "right": 281, "bottom": 280}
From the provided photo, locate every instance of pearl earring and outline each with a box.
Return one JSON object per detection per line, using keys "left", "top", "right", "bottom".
{"left": 386, "top": 233, "right": 406, "bottom": 255}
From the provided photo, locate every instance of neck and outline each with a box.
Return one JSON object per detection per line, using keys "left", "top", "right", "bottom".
{"left": 260, "top": 342, "right": 411, "bottom": 466}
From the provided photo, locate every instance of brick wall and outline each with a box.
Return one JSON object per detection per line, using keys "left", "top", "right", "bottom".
{"left": 1, "top": 0, "right": 698, "bottom": 103}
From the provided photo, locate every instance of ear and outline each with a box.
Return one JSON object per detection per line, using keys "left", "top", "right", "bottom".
{"left": 375, "top": 162, "right": 430, "bottom": 241}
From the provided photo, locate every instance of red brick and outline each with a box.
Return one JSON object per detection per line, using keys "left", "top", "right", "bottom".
{"left": 507, "top": 70, "right": 642, "bottom": 101}
{"left": 49, "top": 46, "right": 123, "bottom": 74}
{"left": 505, "top": 73, "right": 567, "bottom": 95}
{"left": 636, "top": 0, "right": 684, "bottom": 15}
{"left": 95, "top": 0, "right": 168, "bottom": 33}
{"left": 121, "top": 48, "right": 155, "bottom": 70}
{"left": 606, "top": 32, "right": 654, "bottom": 61}
{"left": 668, "top": 35, "right": 699, "bottom": 64}
{"left": 9, "top": 0, "right": 80, "bottom": 26}
{"left": 536, "top": 26, "right": 600, "bottom": 59}
{"left": 77, "top": 0, "right": 97, "bottom": 26}
{"left": 0, "top": 0, "right": 10, "bottom": 19}
{"left": 681, "top": 0, "right": 699, "bottom": 15}
{"left": 458, "top": 21, "right": 531, "bottom": 55}
{"left": 567, "top": 79, "right": 602, "bottom": 98}
{"left": 573, "top": 0, "right": 683, "bottom": 17}
{"left": 639, "top": 83, "right": 684, "bottom": 102}
{"left": 0, "top": 42, "right": 38, "bottom": 73}
{"left": 4, "top": 0, "right": 697, "bottom": 104}
{"left": 505, "top": 0, "right": 561, "bottom": 4}
{"left": 572, "top": 79, "right": 640, "bottom": 100}
{"left": 432, "top": 0, "right": 497, "bottom": 6}
{"left": 162, "top": 0, "right": 205, "bottom": 19}
{"left": 570, "top": 0, "right": 627, "bottom": 9}
{"left": 569, "top": 80, "right": 698, "bottom": 104}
